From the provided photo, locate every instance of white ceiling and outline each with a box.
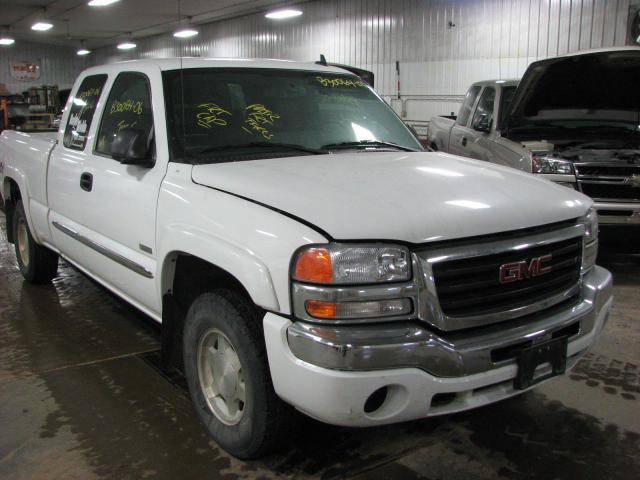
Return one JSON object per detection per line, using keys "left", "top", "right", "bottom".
{"left": 1, "top": 0, "right": 307, "bottom": 48}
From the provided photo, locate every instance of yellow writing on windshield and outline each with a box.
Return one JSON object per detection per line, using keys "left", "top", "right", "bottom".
{"left": 315, "top": 76, "right": 367, "bottom": 88}
{"left": 110, "top": 99, "right": 143, "bottom": 116}
{"left": 242, "top": 104, "right": 280, "bottom": 140}
{"left": 196, "top": 103, "right": 232, "bottom": 128}
{"left": 78, "top": 87, "right": 101, "bottom": 99}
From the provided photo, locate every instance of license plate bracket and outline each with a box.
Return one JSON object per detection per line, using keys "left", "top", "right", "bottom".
{"left": 514, "top": 336, "right": 568, "bottom": 390}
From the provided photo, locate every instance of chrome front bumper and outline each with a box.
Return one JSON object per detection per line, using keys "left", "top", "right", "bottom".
{"left": 287, "top": 265, "right": 612, "bottom": 377}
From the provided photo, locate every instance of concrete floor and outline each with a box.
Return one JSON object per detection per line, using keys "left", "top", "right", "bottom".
{"left": 0, "top": 217, "right": 638, "bottom": 480}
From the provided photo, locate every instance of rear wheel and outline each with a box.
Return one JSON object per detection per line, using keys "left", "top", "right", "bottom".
{"left": 13, "top": 200, "right": 58, "bottom": 283}
{"left": 183, "top": 289, "right": 294, "bottom": 459}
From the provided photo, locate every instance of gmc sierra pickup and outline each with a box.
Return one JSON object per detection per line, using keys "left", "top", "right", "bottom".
{"left": 0, "top": 58, "right": 612, "bottom": 459}
{"left": 428, "top": 48, "right": 640, "bottom": 227}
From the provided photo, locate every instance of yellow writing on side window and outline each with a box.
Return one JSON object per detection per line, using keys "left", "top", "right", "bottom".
{"left": 196, "top": 103, "right": 232, "bottom": 128}
{"left": 117, "top": 119, "right": 137, "bottom": 132}
{"left": 110, "top": 99, "right": 144, "bottom": 116}
{"left": 315, "top": 76, "right": 367, "bottom": 88}
{"left": 78, "top": 87, "right": 101, "bottom": 99}
{"left": 242, "top": 104, "right": 280, "bottom": 140}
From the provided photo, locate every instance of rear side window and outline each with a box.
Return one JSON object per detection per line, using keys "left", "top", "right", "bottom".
{"left": 457, "top": 86, "right": 481, "bottom": 126}
{"left": 95, "top": 72, "right": 154, "bottom": 158}
{"left": 63, "top": 74, "right": 107, "bottom": 150}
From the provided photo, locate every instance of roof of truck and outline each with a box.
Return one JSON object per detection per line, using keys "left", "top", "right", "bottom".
{"left": 469, "top": 79, "right": 519, "bottom": 88}
{"left": 81, "top": 57, "right": 353, "bottom": 76}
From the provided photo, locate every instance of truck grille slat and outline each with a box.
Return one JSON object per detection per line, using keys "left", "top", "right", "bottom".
{"left": 575, "top": 163, "right": 640, "bottom": 202}
{"left": 431, "top": 237, "right": 582, "bottom": 318}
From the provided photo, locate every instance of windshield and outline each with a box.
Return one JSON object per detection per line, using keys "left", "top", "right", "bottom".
{"left": 163, "top": 68, "right": 422, "bottom": 162}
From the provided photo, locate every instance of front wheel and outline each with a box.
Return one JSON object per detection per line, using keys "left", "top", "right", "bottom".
{"left": 183, "top": 289, "right": 294, "bottom": 459}
{"left": 13, "top": 200, "right": 58, "bottom": 283}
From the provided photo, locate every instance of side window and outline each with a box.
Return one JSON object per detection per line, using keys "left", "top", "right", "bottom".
{"left": 95, "top": 72, "right": 154, "bottom": 158}
{"left": 456, "top": 86, "right": 481, "bottom": 126}
{"left": 63, "top": 74, "right": 107, "bottom": 150}
{"left": 471, "top": 87, "right": 496, "bottom": 129}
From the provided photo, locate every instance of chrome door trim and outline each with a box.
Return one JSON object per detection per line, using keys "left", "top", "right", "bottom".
{"left": 52, "top": 221, "right": 153, "bottom": 279}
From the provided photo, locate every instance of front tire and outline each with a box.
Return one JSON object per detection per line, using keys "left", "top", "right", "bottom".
{"left": 183, "top": 289, "right": 293, "bottom": 459}
{"left": 13, "top": 200, "right": 58, "bottom": 283}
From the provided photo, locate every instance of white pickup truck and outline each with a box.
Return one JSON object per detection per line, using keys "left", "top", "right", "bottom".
{"left": 0, "top": 58, "right": 612, "bottom": 459}
{"left": 428, "top": 48, "right": 640, "bottom": 227}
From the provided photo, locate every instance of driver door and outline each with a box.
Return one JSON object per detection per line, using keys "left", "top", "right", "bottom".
{"left": 78, "top": 68, "right": 168, "bottom": 314}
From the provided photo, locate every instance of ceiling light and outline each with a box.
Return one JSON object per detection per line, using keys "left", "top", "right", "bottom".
{"left": 31, "top": 22, "right": 53, "bottom": 31}
{"left": 0, "top": 37, "right": 15, "bottom": 46}
{"left": 174, "top": 28, "right": 198, "bottom": 38}
{"left": 265, "top": 9, "right": 303, "bottom": 19}
{"left": 77, "top": 48, "right": 91, "bottom": 55}
{"left": 88, "top": 0, "right": 120, "bottom": 6}
{"left": 117, "top": 41, "right": 136, "bottom": 50}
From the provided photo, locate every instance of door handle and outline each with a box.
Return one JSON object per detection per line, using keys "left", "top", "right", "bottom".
{"left": 461, "top": 137, "right": 468, "bottom": 147}
{"left": 80, "top": 172, "right": 93, "bottom": 192}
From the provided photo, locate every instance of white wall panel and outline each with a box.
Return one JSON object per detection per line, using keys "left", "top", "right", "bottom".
{"left": 89, "top": 0, "right": 631, "bottom": 122}
{"left": 0, "top": 41, "right": 90, "bottom": 94}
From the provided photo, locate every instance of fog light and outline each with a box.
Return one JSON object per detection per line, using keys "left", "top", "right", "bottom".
{"left": 305, "top": 298, "right": 411, "bottom": 319}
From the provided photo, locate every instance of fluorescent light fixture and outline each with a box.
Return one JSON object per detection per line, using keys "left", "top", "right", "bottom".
{"left": 117, "top": 42, "right": 136, "bottom": 50}
{"left": 0, "top": 37, "right": 15, "bottom": 46}
{"left": 31, "top": 22, "right": 53, "bottom": 31}
{"left": 77, "top": 48, "right": 91, "bottom": 55}
{"left": 265, "top": 8, "right": 303, "bottom": 19}
{"left": 495, "top": 80, "right": 506, "bottom": 84}
{"left": 88, "top": 0, "right": 120, "bottom": 6}
{"left": 173, "top": 28, "right": 199, "bottom": 38}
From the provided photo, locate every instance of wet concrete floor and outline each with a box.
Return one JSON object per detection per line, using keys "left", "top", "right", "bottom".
{"left": 0, "top": 218, "right": 638, "bottom": 480}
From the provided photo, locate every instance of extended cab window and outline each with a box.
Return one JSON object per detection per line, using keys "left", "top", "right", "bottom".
{"left": 471, "top": 87, "right": 496, "bottom": 130}
{"left": 63, "top": 74, "right": 107, "bottom": 150}
{"left": 96, "top": 72, "right": 154, "bottom": 158}
{"left": 456, "top": 86, "right": 481, "bottom": 126}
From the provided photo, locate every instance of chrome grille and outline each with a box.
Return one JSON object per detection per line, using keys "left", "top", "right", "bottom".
{"left": 575, "top": 163, "right": 640, "bottom": 203}
{"left": 430, "top": 237, "right": 582, "bottom": 319}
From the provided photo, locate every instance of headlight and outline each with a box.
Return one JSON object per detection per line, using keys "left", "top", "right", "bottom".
{"left": 291, "top": 244, "right": 414, "bottom": 322}
{"left": 292, "top": 244, "right": 411, "bottom": 285}
{"left": 579, "top": 207, "right": 598, "bottom": 272}
{"left": 531, "top": 155, "right": 575, "bottom": 175}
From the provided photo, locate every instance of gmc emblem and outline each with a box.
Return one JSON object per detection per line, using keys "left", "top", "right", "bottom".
{"left": 499, "top": 254, "right": 553, "bottom": 284}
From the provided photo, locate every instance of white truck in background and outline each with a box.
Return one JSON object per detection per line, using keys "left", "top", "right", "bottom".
{"left": 1, "top": 58, "right": 612, "bottom": 459}
{"left": 428, "top": 48, "right": 640, "bottom": 227}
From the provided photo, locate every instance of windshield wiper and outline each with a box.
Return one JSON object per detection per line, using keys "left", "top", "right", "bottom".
{"left": 321, "top": 140, "right": 419, "bottom": 152}
{"left": 193, "top": 142, "right": 329, "bottom": 156}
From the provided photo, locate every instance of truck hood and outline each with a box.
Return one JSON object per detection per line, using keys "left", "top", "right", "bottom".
{"left": 505, "top": 48, "right": 640, "bottom": 142}
{"left": 191, "top": 152, "right": 591, "bottom": 243}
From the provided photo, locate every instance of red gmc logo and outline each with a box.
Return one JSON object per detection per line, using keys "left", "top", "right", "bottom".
{"left": 499, "top": 254, "right": 553, "bottom": 284}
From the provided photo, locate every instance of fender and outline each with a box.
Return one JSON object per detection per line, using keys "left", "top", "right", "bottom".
{"left": 157, "top": 224, "right": 280, "bottom": 312}
{"left": 2, "top": 173, "right": 39, "bottom": 243}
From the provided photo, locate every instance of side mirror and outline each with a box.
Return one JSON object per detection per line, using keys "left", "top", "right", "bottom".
{"left": 111, "top": 128, "right": 153, "bottom": 166}
{"left": 473, "top": 114, "right": 492, "bottom": 133}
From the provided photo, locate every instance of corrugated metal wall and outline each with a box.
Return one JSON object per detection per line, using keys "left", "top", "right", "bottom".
{"left": 86, "top": 0, "right": 630, "bottom": 122}
{"left": 0, "top": 40, "right": 90, "bottom": 94}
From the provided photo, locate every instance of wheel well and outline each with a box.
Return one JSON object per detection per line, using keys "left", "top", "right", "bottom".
{"left": 161, "top": 253, "right": 255, "bottom": 373}
{"left": 3, "top": 178, "right": 21, "bottom": 243}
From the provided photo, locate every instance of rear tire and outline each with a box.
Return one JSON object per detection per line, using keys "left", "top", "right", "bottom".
{"left": 183, "top": 289, "right": 295, "bottom": 459}
{"left": 13, "top": 200, "right": 58, "bottom": 283}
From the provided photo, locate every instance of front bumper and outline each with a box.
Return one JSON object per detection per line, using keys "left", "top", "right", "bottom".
{"left": 263, "top": 266, "right": 613, "bottom": 427}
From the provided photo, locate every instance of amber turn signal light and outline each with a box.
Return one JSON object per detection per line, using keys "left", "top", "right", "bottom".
{"left": 305, "top": 300, "right": 337, "bottom": 318}
{"left": 293, "top": 247, "right": 333, "bottom": 283}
